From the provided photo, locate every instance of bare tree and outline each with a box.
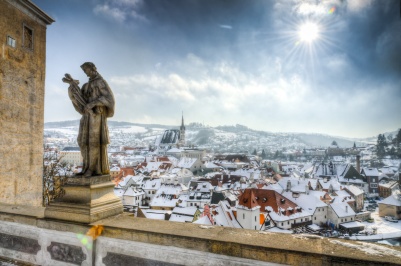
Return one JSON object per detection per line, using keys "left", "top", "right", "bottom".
{"left": 43, "top": 151, "right": 72, "bottom": 206}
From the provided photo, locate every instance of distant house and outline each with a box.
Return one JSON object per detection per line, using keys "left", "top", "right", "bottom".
{"left": 237, "top": 188, "right": 312, "bottom": 230}
{"left": 344, "top": 185, "right": 364, "bottom": 212}
{"left": 378, "top": 181, "right": 399, "bottom": 199}
{"left": 185, "top": 182, "right": 212, "bottom": 208}
{"left": 282, "top": 190, "right": 328, "bottom": 226}
{"left": 378, "top": 190, "right": 401, "bottom": 220}
{"left": 177, "top": 157, "right": 203, "bottom": 175}
{"left": 327, "top": 202, "right": 356, "bottom": 228}
{"left": 169, "top": 206, "right": 201, "bottom": 223}
{"left": 59, "top": 147, "right": 82, "bottom": 166}
{"left": 337, "top": 164, "right": 367, "bottom": 193}
{"left": 122, "top": 187, "right": 145, "bottom": 207}
{"left": 142, "top": 178, "right": 162, "bottom": 204}
{"left": 361, "top": 168, "right": 379, "bottom": 197}
{"left": 150, "top": 183, "right": 184, "bottom": 210}
{"left": 196, "top": 201, "right": 242, "bottom": 228}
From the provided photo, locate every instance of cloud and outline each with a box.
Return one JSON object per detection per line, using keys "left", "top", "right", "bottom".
{"left": 346, "top": 0, "right": 374, "bottom": 13}
{"left": 93, "top": 0, "right": 147, "bottom": 23}
{"left": 219, "top": 24, "right": 233, "bottom": 30}
{"left": 94, "top": 4, "right": 127, "bottom": 23}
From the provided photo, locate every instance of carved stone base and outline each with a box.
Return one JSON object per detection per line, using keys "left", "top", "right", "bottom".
{"left": 45, "top": 175, "right": 123, "bottom": 223}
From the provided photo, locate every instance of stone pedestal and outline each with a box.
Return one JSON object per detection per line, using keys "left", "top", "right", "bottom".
{"left": 45, "top": 175, "right": 123, "bottom": 223}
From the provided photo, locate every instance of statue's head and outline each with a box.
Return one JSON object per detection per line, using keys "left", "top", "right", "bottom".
{"left": 81, "top": 62, "right": 97, "bottom": 78}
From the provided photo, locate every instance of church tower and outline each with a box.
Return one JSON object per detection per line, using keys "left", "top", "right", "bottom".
{"left": 179, "top": 112, "right": 186, "bottom": 146}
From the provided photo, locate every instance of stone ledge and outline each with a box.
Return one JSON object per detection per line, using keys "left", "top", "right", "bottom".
{"left": 0, "top": 207, "right": 400, "bottom": 265}
{"left": 93, "top": 213, "right": 401, "bottom": 266}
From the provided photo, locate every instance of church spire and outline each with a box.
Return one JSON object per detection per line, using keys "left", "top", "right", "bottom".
{"left": 180, "top": 111, "right": 185, "bottom": 131}
{"left": 179, "top": 112, "right": 185, "bottom": 146}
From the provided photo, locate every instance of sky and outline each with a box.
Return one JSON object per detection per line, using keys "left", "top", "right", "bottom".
{"left": 34, "top": 0, "right": 401, "bottom": 138}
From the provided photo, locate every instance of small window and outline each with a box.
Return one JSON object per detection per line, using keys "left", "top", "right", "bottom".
{"left": 7, "top": 36, "right": 16, "bottom": 47}
{"left": 23, "top": 25, "right": 33, "bottom": 50}
{"left": 314, "top": 217, "right": 316, "bottom": 220}
{"left": 255, "top": 216, "right": 256, "bottom": 222}
{"left": 243, "top": 213, "right": 245, "bottom": 219}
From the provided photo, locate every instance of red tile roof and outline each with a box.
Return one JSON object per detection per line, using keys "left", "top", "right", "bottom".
{"left": 238, "top": 188, "right": 300, "bottom": 216}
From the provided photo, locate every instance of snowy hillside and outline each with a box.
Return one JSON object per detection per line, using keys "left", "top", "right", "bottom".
{"left": 44, "top": 120, "right": 376, "bottom": 152}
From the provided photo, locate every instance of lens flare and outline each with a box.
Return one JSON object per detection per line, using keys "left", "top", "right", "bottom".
{"left": 328, "top": 7, "right": 336, "bottom": 14}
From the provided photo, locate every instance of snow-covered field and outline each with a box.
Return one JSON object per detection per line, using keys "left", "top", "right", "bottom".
{"left": 109, "top": 125, "right": 148, "bottom": 134}
{"left": 349, "top": 208, "right": 401, "bottom": 245}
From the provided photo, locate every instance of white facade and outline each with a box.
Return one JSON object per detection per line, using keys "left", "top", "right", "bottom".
{"left": 123, "top": 187, "right": 145, "bottom": 207}
{"left": 59, "top": 151, "right": 82, "bottom": 166}
{"left": 236, "top": 206, "right": 261, "bottom": 230}
{"left": 312, "top": 206, "right": 328, "bottom": 225}
{"left": 327, "top": 203, "right": 356, "bottom": 228}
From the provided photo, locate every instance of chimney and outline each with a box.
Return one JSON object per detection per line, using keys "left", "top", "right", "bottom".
{"left": 345, "top": 205, "right": 348, "bottom": 213}
{"left": 286, "top": 180, "right": 291, "bottom": 192}
{"left": 356, "top": 155, "right": 361, "bottom": 173}
{"left": 305, "top": 185, "right": 309, "bottom": 195}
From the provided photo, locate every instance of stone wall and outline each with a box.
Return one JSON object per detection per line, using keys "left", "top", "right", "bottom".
{"left": 0, "top": 0, "right": 53, "bottom": 206}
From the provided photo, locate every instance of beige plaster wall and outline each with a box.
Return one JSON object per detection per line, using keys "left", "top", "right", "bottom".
{"left": 0, "top": 0, "right": 48, "bottom": 206}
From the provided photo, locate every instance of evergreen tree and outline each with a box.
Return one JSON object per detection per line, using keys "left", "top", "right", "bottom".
{"left": 274, "top": 150, "right": 279, "bottom": 159}
{"left": 376, "top": 134, "right": 387, "bottom": 158}
{"left": 252, "top": 149, "right": 257, "bottom": 155}
{"left": 331, "top": 140, "right": 338, "bottom": 146}
{"left": 396, "top": 129, "right": 401, "bottom": 158}
{"left": 353, "top": 142, "right": 356, "bottom": 149}
{"left": 261, "top": 149, "right": 266, "bottom": 159}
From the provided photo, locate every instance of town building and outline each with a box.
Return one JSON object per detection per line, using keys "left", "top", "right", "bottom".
{"left": 59, "top": 147, "right": 82, "bottom": 166}
{"left": 378, "top": 190, "right": 401, "bottom": 220}
{"left": 361, "top": 168, "right": 379, "bottom": 198}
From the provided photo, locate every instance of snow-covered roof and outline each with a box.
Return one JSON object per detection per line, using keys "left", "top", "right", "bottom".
{"left": 209, "top": 201, "right": 242, "bottom": 228}
{"left": 330, "top": 202, "right": 356, "bottom": 218}
{"left": 379, "top": 190, "right": 401, "bottom": 207}
{"left": 204, "top": 161, "right": 219, "bottom": 169}
{"left": 142, "top": 178, "right": 161, "bottom": 190}
{"left": 140, "top": 209, "right": 168, "bottom": 220}
{"left": 345, "top": 185, "right": 364, "bottom": 196}
{"left": 110, "top": 166, "right": 120, "bottom": 171}
{"left": 362, "top": 167, "right": 379, "bottom": 176}
{"left": 167, "top": 148, "right": 183, "bottom": 153}
{"left": 193, "top": 216, "right": 212, "bottom": 225}
{"left": 340, "top": 221, "right": 365, "bottom": 229}
{"left": 282, "top": 191, "right": 327, "bottom": 214}
{"left": 124, "top": 187, "right": 145, "bottom": 197}
{"left": 114, "top": 187, "right": 125, "bottom": 197}
{"left": 177, "top": 157, "right": 198, "bottom": 168}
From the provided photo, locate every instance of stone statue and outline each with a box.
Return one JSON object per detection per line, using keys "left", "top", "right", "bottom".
{"left": 62, "top": 62, "right": 115, "bottom": 177}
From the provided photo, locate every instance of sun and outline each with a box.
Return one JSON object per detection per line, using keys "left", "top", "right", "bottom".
{"left": 298, "top": 22, "right": 319, "bottom": 43}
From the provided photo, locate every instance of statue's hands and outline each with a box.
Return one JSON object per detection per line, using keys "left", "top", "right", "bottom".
{"left": 85, "top": 102, "right": 95, "bottom": 112}
{"left": 84, "top": 102, "right": 97, "bottom": 116}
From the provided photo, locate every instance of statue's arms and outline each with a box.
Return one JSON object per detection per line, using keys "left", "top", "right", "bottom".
{"left": 63, "top": 73, "right": 86, "bottom": 115}
{"left": 84, "top": 79, "right": 115, "bottom": 117}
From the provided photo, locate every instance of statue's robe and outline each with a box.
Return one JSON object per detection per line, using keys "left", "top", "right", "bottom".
{"left": 72, "top": 74, "right": 115, "bottom": 175}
